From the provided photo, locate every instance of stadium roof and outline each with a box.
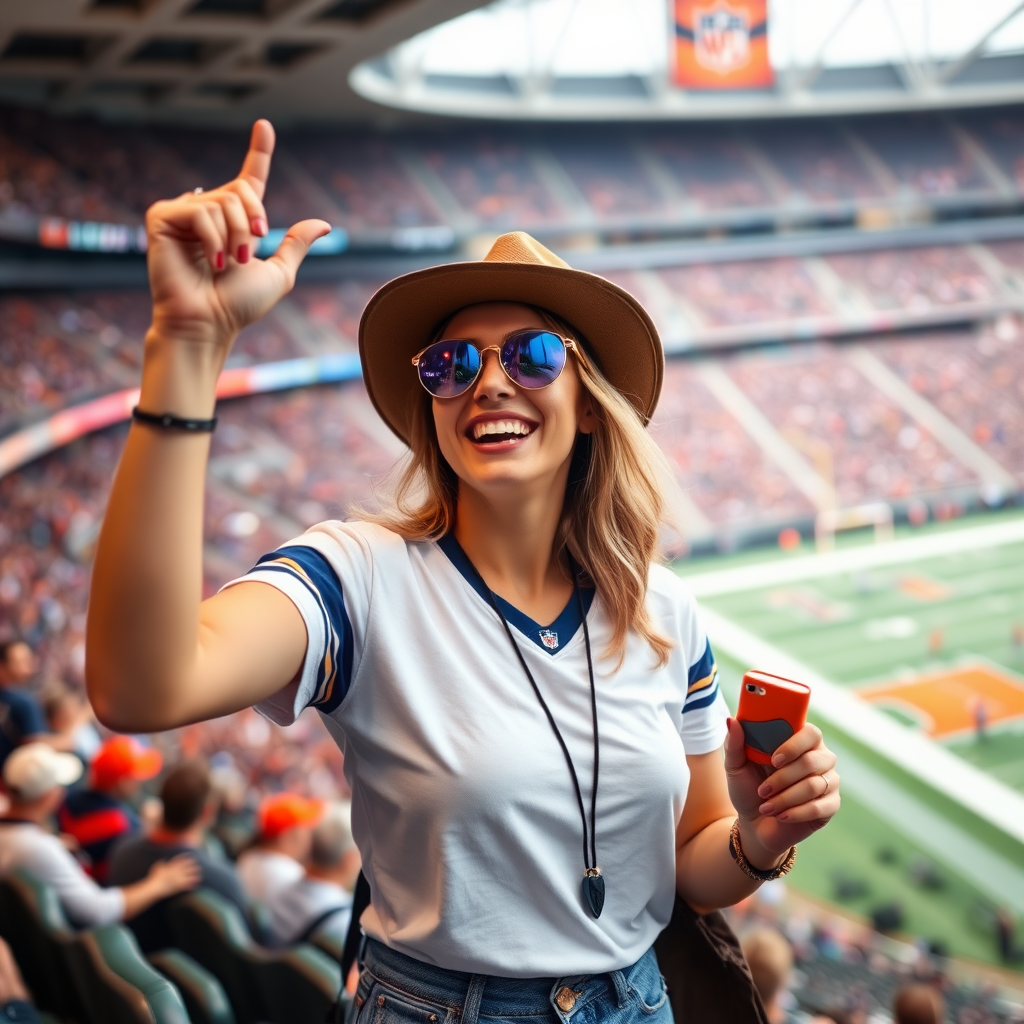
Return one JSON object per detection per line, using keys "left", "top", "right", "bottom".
{"left": 352, "top": 0, "right": 1024, "bottom": 120}
{"left": 3, "top": 0, "right": 1024, "bottom": 124}
{"left": 0, "top": 0, "right": 490, "bottom": 124}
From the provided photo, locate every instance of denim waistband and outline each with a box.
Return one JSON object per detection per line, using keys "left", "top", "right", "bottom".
{"left": 359, "top": 938, "right": 654, "bottom": 1021}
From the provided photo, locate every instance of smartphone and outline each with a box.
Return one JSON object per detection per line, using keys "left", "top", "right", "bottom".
{"left": 736, "top": 670, "right": 811, "bottom": 766}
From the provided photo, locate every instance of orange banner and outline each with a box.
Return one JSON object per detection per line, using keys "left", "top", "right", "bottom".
{"left": 672, "top": 0, "right": 773, "bottom": 90}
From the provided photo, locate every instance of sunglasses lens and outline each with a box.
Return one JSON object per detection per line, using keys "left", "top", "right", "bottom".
{"left": 418, "top": 340, "right": 481, "bottom": 397}
{"left": 501, "top": 331, "right": 567, "bottom": 389}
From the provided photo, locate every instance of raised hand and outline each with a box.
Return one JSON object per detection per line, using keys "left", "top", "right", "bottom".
{"left": 724, "top": 717, "right": 840, "bottom": 865}
{"left": 145, "top": 118, "right": 330, "bottom": 352}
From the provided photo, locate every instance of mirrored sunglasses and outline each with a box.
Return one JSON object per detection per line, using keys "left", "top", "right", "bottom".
{"left": 412, "top": 330, "right": 582, "bottom": 399}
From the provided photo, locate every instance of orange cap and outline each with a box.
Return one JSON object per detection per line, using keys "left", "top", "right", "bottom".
{"left": 258, "top": 793, "right": 324, "bottom": 839}
{"left": 91, "top": 736, "right": 163, "bottom": 790}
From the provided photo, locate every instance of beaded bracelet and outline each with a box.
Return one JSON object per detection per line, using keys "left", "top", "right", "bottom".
{"left": 132, "top": 406, "right": 217, "bottom": 433}
{"left": 729, "top": 818, "right": 797, "bottom": 882}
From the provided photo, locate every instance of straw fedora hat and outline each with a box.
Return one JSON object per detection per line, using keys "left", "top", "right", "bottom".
{"left": 358, "top": 232, "right": 664, "bottom": 445}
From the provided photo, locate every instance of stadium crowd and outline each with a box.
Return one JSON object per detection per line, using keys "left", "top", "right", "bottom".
{"left": 877, "top": 320, "right": 1024, "bottom": 488}
{"left": 723, "top": 344, "right": 978, "bottom": 506}
{"left": 3, "top": 104, "right": 1024, "bottom": 234}
{"left": 4, "top": 240, "right": 1020, "bottom": 433}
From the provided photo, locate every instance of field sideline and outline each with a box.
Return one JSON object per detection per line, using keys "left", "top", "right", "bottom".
{"left": 675, "top": 510, "right": 1024, "bottom": 964}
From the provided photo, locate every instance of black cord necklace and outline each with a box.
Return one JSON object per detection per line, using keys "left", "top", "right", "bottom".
{"left": 465, "top": 552, "right": 604, "bottom": 919}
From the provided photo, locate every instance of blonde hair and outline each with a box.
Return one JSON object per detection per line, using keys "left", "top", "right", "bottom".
{"left": 361, "top": 307, "right": 673, "bottom": 666}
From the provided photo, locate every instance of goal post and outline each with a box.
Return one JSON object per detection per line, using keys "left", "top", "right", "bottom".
{"left": 815, "top": 502, "right": 894, "bottom": 553}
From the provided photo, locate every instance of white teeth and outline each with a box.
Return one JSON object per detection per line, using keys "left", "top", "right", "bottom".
{"left": 472, "top": 419, "right": 533, "bottom": 440}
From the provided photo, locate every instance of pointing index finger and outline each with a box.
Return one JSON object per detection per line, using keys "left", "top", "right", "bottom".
{"left": 238, "top": 119, "right": 275, "bottom": 201}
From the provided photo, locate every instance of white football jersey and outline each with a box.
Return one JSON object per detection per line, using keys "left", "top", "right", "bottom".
{"left": 229, "top": 520, "right": 728, "bottom": 977}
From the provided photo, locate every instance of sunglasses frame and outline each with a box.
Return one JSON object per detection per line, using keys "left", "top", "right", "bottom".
{"left": 411, "top": 330, "right": 587, "bottom": 398}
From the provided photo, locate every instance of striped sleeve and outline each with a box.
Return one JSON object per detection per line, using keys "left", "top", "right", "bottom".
{"left": 225, "top": 544, "right": 355, "bottom": 725}
{"left": 679, "top": 636, "right": 729, "bottom": 754}
{"left": 684, "top": 641, "right": 719, "bottom": 712}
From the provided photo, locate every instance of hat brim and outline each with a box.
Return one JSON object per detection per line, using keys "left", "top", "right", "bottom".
{"left": 359, "top": 261, "right": 664, "bottom": 445}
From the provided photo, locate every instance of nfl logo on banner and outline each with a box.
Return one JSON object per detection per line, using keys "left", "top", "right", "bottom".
{"left": 695, "top": 5, "right": 749, "bottom": 75}
{"left": 539, "top": 630, "right": 559, "bottom": 650}
{"left": 672, "top": 0, "right": 773, "bottom": 90}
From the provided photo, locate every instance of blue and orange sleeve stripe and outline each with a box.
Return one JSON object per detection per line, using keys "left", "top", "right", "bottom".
{"left": 683, "top": 640, "right": 719, "bottom": 714}
{"left": 252, "top": 546, "right": 353, "bottom": 714}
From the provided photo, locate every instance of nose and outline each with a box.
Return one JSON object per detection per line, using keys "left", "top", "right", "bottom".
{"left": 472, "top": 348, "right": 514, "bottom": 402}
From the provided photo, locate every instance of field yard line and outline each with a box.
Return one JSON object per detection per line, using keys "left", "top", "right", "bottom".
{"left": 700, "top": 607, "right": 1024, "bottom": 848}
{"left": 826, "top": 737, "right": 1024, "bottom": 916}
{"left": 682, "top": 516, "right": 1024, "bottom": 598}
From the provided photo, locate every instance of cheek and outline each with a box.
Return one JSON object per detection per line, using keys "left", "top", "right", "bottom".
{"left": 431, "top": 401, "right": 466, "bottom": 466}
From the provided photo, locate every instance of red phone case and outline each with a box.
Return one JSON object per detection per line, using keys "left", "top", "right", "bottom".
{"left": 736, "top": 670, "right": 811, "bottom": 765}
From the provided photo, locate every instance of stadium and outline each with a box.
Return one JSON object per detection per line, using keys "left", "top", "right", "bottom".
{"left": 1, "top": 0, "right": 1023, "bottom": 1022}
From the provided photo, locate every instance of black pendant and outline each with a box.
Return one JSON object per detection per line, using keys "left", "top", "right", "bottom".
{"left": 582, "top": 872, "right": 605, "bottom": 918}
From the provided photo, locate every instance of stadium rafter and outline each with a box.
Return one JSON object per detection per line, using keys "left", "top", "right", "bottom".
{"left": 0, "top": 0, "right": 491, "bottom": 123}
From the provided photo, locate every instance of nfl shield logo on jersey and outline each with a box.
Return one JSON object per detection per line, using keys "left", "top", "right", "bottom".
{"left": 539, "top": 630, "right": 559, "bottom": 650}
{"left": 694, "top": 3, "right": 750, "bottom": 74}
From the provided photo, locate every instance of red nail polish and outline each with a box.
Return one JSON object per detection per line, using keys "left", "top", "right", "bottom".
{"left": 215, "top": 251, "right": 224, "bottom": 270}
{"left": 251, "top": 217, "right": 267, "bottom": 237}
{"left": 238, "top": 243, "right": 249, "bottom": 264}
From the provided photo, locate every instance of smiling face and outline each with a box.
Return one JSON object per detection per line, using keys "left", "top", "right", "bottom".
{"left": 430, "top": 302, "right": 596, "bottom": 503}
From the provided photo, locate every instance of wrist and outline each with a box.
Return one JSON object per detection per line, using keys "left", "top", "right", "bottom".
{"left": 140, "top": 329, "right": 228, "bottom": 419}
{"left": 737, "top": 818, "right": 787, "bottom": 872}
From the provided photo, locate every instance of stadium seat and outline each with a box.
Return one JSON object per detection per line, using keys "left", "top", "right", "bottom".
{"left": 150, "top": 950, "right": 237, "bottom": 1024}
{"left": 308, "top": 926, "right": 342, "bottom": 965}
{"left": 0, "top": 870, "right": 194, "bottom": 1024}
{"left": 167, "top": 889, "right": 342, "bottom": 1024}
{"left": 76, "top": 924, "right": 191, "bottom": 1024}
{"left": 0, "top": 869, "right": 87, "bottom": 1021}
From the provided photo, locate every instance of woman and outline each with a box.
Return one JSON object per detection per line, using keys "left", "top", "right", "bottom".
{"left": 87, "top": 121, "right": 840, "bottom": 1022}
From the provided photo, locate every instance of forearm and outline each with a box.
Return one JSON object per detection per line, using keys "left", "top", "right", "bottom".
{"left": 675, "top": 815, "right": 785, "bottom": 913}
{"left": 86, "top": 334, "right": 224, "bottom": 731}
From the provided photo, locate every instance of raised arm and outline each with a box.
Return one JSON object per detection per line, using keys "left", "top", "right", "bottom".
{"left": 86, "top": 120, "right": 331, "bottom": 733}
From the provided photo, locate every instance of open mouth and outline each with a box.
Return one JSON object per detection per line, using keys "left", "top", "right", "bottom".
{"left": 468, "top": 418, "right": 535, "bottom": 445}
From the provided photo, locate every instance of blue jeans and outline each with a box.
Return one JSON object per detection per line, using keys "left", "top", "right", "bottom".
{"left": 349, "top": 939, "right": 674, "bottom": 1024}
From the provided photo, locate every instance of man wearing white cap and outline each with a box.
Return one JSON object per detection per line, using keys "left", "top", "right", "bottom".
{"left": 0, "top": 743, "right": 200, "bottom": 927}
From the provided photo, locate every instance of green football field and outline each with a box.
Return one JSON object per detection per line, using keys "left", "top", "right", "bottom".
{"left": 674, "top": 510, "right": 1024, "bottom": 967}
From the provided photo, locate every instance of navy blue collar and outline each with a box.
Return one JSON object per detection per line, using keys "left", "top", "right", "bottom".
{"left": 437, "top": 533, "right": 595, "bottom": 656}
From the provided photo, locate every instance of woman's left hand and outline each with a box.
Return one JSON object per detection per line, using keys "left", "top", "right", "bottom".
{"left": 723, "top": 716, "right": 840, "bottom": 867}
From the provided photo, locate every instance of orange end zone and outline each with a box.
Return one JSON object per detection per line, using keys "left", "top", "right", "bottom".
{"left": 860, "top": 665, "right": 1024, "bottom": 738}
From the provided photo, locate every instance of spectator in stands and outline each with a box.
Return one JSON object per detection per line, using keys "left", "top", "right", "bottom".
{"left": 0, "top": 935, "right": 41, "bottom": 1024}
{"left": 892, "top": 984, "right": 944, "bottom": 1024}
{"left": 267, "top": 801, "right": 360, "bottom": 946}
{"left": 0, "top": 640, "right": 45, "bottom": 772}
{"left": 740, "top": 927, "right": 795, "bottom": 1024}
{"left": 108, "top": 759, "right": 251, "bottom": 953}
{"left": 0, "top": 743, "right": 199, "bottom": 928}
{"left": 208, "top": 760, "right": 255, "bottom": 860}
{"left": 995, "top": 906, "right": 1023, "bottom": 963}
{"left": 237, "top": 793, "right": 323, "bottom": 905}
{"left": 40, "top": 684, "right": 101, "bottom": 765}
{"left": 59, "top": 736, "right": 161, "bottom": 882}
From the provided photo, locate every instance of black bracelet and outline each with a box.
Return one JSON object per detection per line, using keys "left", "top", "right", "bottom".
{"left": 132, "top": 406, "right": 217, "bottom": 433}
